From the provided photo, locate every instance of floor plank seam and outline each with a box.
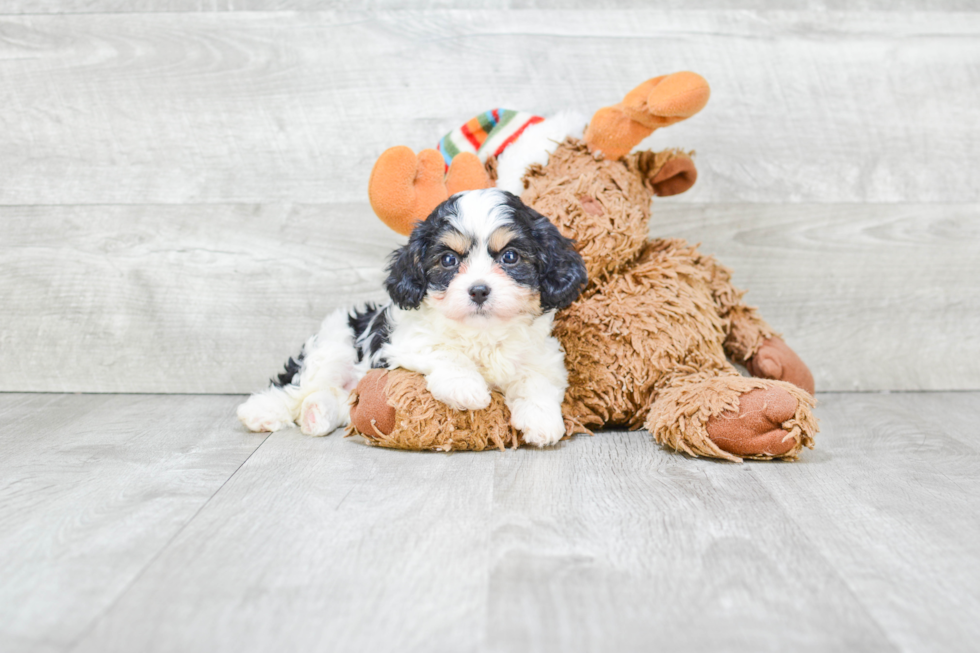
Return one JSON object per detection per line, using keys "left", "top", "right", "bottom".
{"left": 62, "top": 430, "right": 273, "bottom": 652}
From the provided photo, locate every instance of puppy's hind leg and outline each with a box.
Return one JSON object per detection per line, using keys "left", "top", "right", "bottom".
{"left": 294, "top": 306, "right": 380, "bottom": 436}
{"left": 238, "top": 308, "right": 364, "bottom": 436}
{"left": 237, "top": 384, "right": 297, "bottom": 433}
{"left": 299, "top": 388, "right": 351, "bottom": 437}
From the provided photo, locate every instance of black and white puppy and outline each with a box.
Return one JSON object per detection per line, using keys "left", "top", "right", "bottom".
{"left": 237, "top": 188, "right": 588, "bottom": 446}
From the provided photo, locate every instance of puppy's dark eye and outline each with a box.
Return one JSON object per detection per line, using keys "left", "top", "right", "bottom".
{"left": 500, "top": 249, "right": 519, "bottom": 265}
{"left": 440, "top": 252, "right": 459, "bottom": 268}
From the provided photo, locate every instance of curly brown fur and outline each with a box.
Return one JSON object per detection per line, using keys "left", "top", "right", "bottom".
{"left": 645, "top": 374, "right": 816, "bottom": 463}
{"left": 683, "top": 250, "right": 778, "bottom": 362}
{"left": 555, "top": 239, "right": 744, "bottom": 428}
{"left": 348, "top": 137, "right": 818, "bottom": 461}
{"left": 521, "top": 138, "right": 651, "bottom": 283}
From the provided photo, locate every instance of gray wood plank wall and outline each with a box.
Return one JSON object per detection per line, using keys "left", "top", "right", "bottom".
{"left": 1, "top": 9, "right": 977, "bottom": 392}
{"left": 5, "top": 2, "right": 980, "bottom": 14}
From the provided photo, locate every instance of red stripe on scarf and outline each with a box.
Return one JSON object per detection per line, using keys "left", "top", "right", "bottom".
{"left": 493, "top": 116, "right": 545, "bottom": 157}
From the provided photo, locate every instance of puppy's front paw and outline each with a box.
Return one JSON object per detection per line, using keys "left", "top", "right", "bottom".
{"left": 509, "top": 400, "right": 566, "bottom": 448}
{"left": 427, "top": 370, "right": 491, "bottom": 411}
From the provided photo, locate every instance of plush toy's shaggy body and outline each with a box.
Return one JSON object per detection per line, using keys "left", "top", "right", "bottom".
{"left": 522, "top": 138, "right": 817, "bottom": 460}
{"left": 350, "top": 71, "right": 820, "bottom": 462}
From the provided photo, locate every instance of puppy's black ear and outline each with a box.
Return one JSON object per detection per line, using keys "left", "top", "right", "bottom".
{"left": 385, "top": 239, "right": 428, "bottom": 310}
{"left": 528, "top": 207, "right": 588, "bottom": 311}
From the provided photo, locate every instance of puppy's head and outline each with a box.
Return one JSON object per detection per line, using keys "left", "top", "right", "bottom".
{"left": 385, "top": 188, "right": 587, "bottom": 322}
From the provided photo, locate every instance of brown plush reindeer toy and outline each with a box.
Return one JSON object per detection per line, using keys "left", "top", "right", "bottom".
{"left": 349, "top": 71, "right": 817, "bottom": 462}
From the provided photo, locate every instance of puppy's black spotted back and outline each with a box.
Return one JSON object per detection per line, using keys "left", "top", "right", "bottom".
{"left": 349, "top": 302, "right": 392, "bottom": 368}
{"left": 272, "top": 348, "right": 305, "bottom": 388}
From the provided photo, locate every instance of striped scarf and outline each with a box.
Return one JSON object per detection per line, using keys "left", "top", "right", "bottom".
{"left": 437, "top": 108, "right": 543, "bottom": 169}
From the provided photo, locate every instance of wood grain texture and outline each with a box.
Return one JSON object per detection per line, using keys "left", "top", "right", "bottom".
{"left": 0, "top": 11, "right": 977, "bottom": 205}
{"left": 0, "top": 203, "right": 398, "bottom": 393}
{"left": 2, "top": 202, "right": 976, "bottom": 393}
{"left": 46, "top": 391, "right": 978, "bottom": 653}
{"left": 72, "top": 418, "right": 496, "bottom": 653}
{"left": 0, "top": 393, "right": 264, "bottom": 653}
{"left": 748, "top": 391, "right": 980, "bottom": 653}
{"left": 486, "top": 431, "right": 895, "bottom": 652}
{"left": 3, "top": 1, "right": 977, "bottom": 14}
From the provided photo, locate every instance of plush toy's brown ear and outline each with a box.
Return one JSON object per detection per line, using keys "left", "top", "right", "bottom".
{"left": 649, "top": 153, "right": 697, "bottom": 197}
{"left": 627, "top": 149, "right": 698, "bottom": 197}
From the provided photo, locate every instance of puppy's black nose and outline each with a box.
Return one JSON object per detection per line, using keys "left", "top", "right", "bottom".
{"left": 469, "top": 284, "right": 491, "bottom": 305}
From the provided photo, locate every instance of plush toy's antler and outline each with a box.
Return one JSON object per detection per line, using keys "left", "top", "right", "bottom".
{"left": 584, "top": 72, "right": 710, "bottom": 161}
{"left": 369, "top": 73, "right": 708, "bottom": 233}
{"left": 368, "top": 148, "right": 491, "bottom": 236}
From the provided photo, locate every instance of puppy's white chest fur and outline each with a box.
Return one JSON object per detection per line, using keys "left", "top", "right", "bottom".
{"left": 384, "top": 305, "right": 566, "bottom": 392}
{"left": 381, "top": 303, "right": 569, "bottom": 446}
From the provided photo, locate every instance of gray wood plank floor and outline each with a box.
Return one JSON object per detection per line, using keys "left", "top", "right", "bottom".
{"left": 2, "top": 391, "right": 978, "bottom": 653}
{"left": 0, "top": 394, "right": 266, "bottom": 653}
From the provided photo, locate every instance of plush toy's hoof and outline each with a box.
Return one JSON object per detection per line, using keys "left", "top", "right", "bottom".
{"left": 349, "top": 370, "right": 396, "bottom": 437}
{"left": 705, "top": 387, "right": 799, "bottom": 458}
{"left": 368, "top": 146, "right": 449, "bottom": 236}
{"left": 747, "top": 337, "right": 816, "bottom": 396}
{"left": 647, "top": 374, "right": 816, "bottom": 462}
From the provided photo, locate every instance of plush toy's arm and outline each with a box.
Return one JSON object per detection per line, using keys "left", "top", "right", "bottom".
{"left": 686, "top": 250, "right": 771, "bottom": 359}
{"left": 349, "top": 368, "right": 815, "bottom": 460}
{"left": 348, "top": 369, "right": 522, "bottom": 452}
{"left": 694, "top": 252, "right": 816, "bottom": 395}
